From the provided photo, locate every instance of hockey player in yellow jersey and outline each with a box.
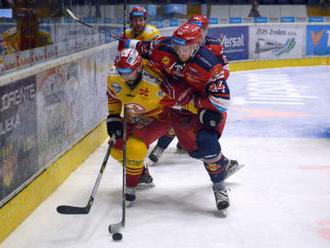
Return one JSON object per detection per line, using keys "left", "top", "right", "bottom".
{"left": 107, "top": 48, "right": 175, "bottom": 204}
{"left": 121, "top": 6, "right": 161, "bottom": 188}
{"left": 125, "top": 6, "right": 160, "bottom": 41}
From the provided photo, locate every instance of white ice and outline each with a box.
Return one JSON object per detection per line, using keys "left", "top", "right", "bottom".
{"left": 2, "top": 66, "right": 330, "bottom": 248}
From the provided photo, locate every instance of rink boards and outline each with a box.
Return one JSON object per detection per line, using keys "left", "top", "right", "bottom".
{"left": 0, "top": 56, "right": 329, "bottom": 244}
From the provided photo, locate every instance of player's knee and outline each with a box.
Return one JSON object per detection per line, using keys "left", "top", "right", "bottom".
{"left": 189, "top": 129, "right": 221, "bottom": 160}
{"left": 110, "top": 148, "right": 123, "bottom": 162}
{"left": 126, "top": 137, "right": 146, "bottom": 177}
{"left": 126, "top": 136, "right": 147, "bottom": 161}
{"left": 196, "top": 129, "right": 220, "bottom": 152}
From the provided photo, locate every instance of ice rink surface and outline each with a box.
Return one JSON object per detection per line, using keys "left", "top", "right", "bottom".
{"left": 2, "top": 66, "right": 330, "bottom": 248}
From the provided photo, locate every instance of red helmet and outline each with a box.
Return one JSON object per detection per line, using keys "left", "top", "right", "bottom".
{"left": 115, "top": 48, "right": 142, "bottom": 75}
{"left": 172, "top": 23, "right": 203, "bottom": 46}
{"left": 188, "top": 15, "right": 208, "bottom": 30}
{"left": 129, "top": 6, "right": 148, "bottom": 20}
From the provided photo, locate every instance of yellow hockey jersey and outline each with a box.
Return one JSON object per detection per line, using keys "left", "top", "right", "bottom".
{"left": 107, "top": 65, "right": 172, "bottom": 121}
{"left": 125, "top": 24, "right": 160, "bottom": 41}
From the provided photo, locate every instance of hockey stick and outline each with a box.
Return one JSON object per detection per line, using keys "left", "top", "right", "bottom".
{"left": 108, "top": 3, "right": 127, "bottom": 240}
{"left": 108, "top": 105, "right": 128, "bottom": 240}
{"left": 56, "top": 136, "right": 115, "bottom": 215}
{"left": 123, "top": 1, "right": 127, "bottom": 38}
{"left": 65, "top": 8, "right": 120, "bottom": 40}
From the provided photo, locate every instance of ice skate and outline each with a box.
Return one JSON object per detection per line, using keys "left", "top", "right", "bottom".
{"left": 212, "top": 182, "right": 230, "bottom": 211}
{"left": 125, "top": 187, "right": 136, "bottom": 207}
{"left": 136, "top": 166, "right": 155, "bottom": 190}
{"left": 224, "top": 159, "right": 245, "bottom": 180}
{"left": 176, "top": 142, "right": 186, "bottom": 154}
{"left": 148, "top": 145, "right": 164, "bottom": 164}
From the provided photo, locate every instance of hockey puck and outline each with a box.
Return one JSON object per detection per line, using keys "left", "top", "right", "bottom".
{"left": 112, "top": 232, "right": 122, "bottom": 241}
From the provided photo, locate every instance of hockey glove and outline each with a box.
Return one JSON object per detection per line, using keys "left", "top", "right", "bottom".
{"left": 106, "top": 114, "right": 123, "bottom": 139}
{"left": 199, "top": 109, "right": 222, "bottom": 128}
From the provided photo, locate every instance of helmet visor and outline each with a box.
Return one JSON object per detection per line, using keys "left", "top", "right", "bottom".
{"left": 117, "top": 67, "right": 133, "bottom": 75}
{"left": 117, "top": 67, "right": 139, "bottom": 83}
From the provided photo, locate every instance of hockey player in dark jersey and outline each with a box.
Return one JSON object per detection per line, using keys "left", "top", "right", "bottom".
{"left": 148, "top": 15, "right": 231, "bottom": 165}
{"left": 119, "top": 23, "right": 241, "bottom": 211}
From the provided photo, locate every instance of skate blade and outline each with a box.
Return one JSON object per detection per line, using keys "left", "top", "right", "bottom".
{"left": 175, "top": 149, "right": 186, "bottom": 154}
{"left": 225, "top": 163, "right": 245, "bottom": 180}
{"left": 125, "top": 201, "right": 135, "bottom": 208}
{"left": 215, "top": 208, "right": 228, "bottom": 218}
{"left": 145, "top": 159, "right": 156, "bottom": 167}
{"left": 135, "top": 182, "right": 155, "bottom": 191}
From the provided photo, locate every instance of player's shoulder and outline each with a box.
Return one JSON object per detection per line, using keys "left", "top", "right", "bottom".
{"left": 125, "top": 28, "right": 132, "bottom": 34}
{"left": 145, "top": 24, "right": 160, "bottom": 34}
{"left": 125, "top": 28, "right": 133, "bottom": 38}
{"left": 142, "top": 66, "right": 163, "bottom": 86}
{"left": 152, "top": 36, "right": 171, "bottom": 46}
{"left": 205, "top": 36, "right": 221, "bottom": 45}
{"left": 193, "top": 47, "right": 220, "bottom": 71}
{"left": 205, "top": 36, "right": 224, "bottom": 55}
{"left": 154, "top": 37, "right": 175, "bottom": 54}
{"left": 143, "top": 25, "right": 161, "bottom": 40}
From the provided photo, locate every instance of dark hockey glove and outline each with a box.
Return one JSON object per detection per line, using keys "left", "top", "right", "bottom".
{"left": 199, "top": 109, "right": 222, "bottom": 128}
{"left": 106, "top": 114, "right": 123, "bottom": 139}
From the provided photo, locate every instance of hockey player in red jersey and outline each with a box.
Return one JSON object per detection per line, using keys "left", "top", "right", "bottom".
{"left": 148, "top": 15, "right": 230, "bottom": 165}
{"left": 119, "top": 23, "right": 241, "bottom": 211}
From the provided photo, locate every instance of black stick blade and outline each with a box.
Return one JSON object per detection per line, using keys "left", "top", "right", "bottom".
{"left": 56, "top": 205, "right": 90, "bottom": 215}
